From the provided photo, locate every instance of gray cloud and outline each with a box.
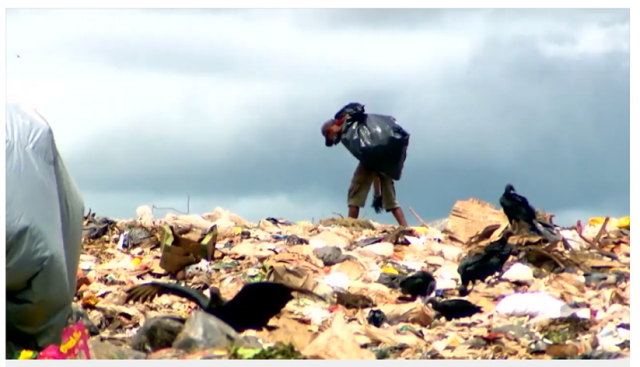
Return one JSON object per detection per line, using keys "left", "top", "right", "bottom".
{"left": 6, "top": 9, "right": 629, "bottom": 225}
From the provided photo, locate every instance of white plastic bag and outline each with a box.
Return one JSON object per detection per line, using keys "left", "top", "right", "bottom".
{"left": 495, "top": 292, "right": 589, "bottom": 318}
{"left": 6, "top": 103, "right": 85, "bottom": 350}
{"left": 501, "top": 263, "right": 534, "bottom": 285}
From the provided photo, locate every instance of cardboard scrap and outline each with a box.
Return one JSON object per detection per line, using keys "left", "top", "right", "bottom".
{"left": 446, "top": 198, "right": 508, "bottom": 244}
{"left": 301, "top": 311, "right": 376, "bottom": 360}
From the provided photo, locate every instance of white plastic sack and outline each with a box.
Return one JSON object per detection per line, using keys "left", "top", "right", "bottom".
{"left": 500, "top": 263, "right": 535, "bottom": 285}
{"left": 5, "top": 104, "right": 85, "bottom": 351}
{"left": 559, "top": 229, "right": 589, "bottom": 251}
{"left": 495, "top": 292, "right": 589, "bottom": 319}
{"left": 323, "top": 272, "right": 351, "bottom": 290}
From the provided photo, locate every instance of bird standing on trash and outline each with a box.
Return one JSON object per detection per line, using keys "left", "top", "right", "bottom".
{"left": 321, "top": 102, "right": 409, "bottom": 227}
{"left": 427, "top": 298, "right": 483, "bottom": 321}
{"left": 457, "top": 231, "right": 515, "bottom": 296}
{"left": 399, "top": 270, "right": 437, "bottom": 302}
{"left": 125, "top": 281, "right": 323, "bottom": 333}
{"left": 499, "top": 184, "right": 543, "bottom": 234}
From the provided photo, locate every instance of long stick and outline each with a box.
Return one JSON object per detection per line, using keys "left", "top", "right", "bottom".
{"left": 408, "top": 207, "right": 429, "bottom": 227}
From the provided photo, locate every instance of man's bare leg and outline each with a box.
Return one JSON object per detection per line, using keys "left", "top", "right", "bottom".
{"left": 390, "top": 207, "right": 408, "bottom": 227}
{"left": 352, "top": 205, "right": 407, "bottom": 226}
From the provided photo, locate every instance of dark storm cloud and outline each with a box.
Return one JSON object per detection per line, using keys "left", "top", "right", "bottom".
{"left": 7, "top": 8, "right": 628, "bottom": 223}
{"left": 61, "top": 8, "right": 630, "bottom": 89}
{"left": 66, "top": 34, "right": 630, "bottom": 222}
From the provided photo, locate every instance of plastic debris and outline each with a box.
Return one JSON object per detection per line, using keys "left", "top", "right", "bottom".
{"left": 32, "top": 202, "right": 629, "bottom": 360}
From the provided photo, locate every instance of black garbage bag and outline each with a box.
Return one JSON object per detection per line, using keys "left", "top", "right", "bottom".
{"left": 131, "top": 316, "right": 186, "bottom": 353}
{"left": 339, "top": 113, "right": 410, "bottom": 181}
{"left": 366, "top": 309, "right": 388, "bottom": 328}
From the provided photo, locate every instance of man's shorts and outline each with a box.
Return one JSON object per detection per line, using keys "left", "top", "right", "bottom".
{"left": 347, "top": 162, "right": 400, "bottom": 212}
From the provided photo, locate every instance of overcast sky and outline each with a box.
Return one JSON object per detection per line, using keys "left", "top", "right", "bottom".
{"left": 6, "top": 9, "right": 630, "bottom": 226}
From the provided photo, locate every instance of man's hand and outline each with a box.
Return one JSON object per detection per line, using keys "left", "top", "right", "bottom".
{"left": 372, "top": 175, "right": 383, "bottom": 213}
{"left": 372, "top": 195, "right": 383, "bottom": 214}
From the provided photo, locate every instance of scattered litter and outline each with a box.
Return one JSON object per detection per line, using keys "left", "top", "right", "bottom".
{"left": 14, "top": 199, "right": 628, "bottom": 360}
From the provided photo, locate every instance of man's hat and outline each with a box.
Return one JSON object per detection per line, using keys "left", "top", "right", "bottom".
{"left": 334, "top": 102, "right": 365, "bottom": 120}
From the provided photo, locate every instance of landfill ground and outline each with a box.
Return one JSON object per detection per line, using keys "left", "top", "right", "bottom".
{"left": 74, "top": 199, "right": 630, "bottom": 360}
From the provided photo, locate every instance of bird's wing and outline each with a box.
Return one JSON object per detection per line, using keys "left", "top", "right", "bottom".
{"left": 460, "top": 300, "right": 483, "bottom": 313}
{"left": 510, "top": 192, "right": 528, "bottom": 206}
{"left": 125, "top": 282, "right": 210, "bottom": 309}
{"left": 483, "top": 238, "right": 507, "bottom": 253}
{"left": 458, "top": 254, "right": 482, "bottom": 272}
{"left": 219, "top": 282, "right": 301, "bottom": 331}
{"left": 499, "top": 195, "right": 520, "bottom": 223}
{"left": 398, "top": 278, "right": 415, "bottom": 293}
{"left": 399, "top": 275, "right": 419, "bottom": 287}
{"left": 229, "top": 281, "right": 324, "bottom": 308}
{"left": 501, "top": 193, "right": 536, "bottom": 221}
{"left": 417, "top": 272, "right": 436, "bottom": 294}
{"left": 498, "top": 195, "right": 511, "bottom": 210}
{"left": 445, "top": 299, "right": 468, "bottom": 308}
{"left": 420, "top": 271, "right": 436, "bottom": 282}
{"left": 458, "top": 299, "right": 482, "bottom": 310}
{"left": 512, "top": 193, "right": 537, "bottom": 218}
{"left": 460, "top": 252, "right": 502, "bottom": 282}
{"left": 221, "top": 282, "right": 325, "bottom": 332}
{"left": 457, "top": 259, "right": 467, "bottom": 274}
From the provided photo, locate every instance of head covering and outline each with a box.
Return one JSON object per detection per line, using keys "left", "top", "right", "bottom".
{"left": 334, "top": 102, "right": 365, "bottom": 120}
{"left": 321, "top": 119, "right": 336, "bottom": 147}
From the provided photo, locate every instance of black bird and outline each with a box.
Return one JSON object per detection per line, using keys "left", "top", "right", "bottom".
{"left": 499, "top": 184, "right": 542, "bottom": 234}
{"left": 457, "top": 232, "right": 514, "bottom": 296}
{"left": 427, "top": 298, "right": 482, "bottom": 321}
{"left": 399, "top": 271, "right": 436, "bottom": 302}
{"left": 125, "top": 281, "right": 323, "bottom": 333}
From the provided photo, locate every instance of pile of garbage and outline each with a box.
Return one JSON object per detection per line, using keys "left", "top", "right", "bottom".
{"left": 41, "top": 199, "right": 629, "bottom": 360}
